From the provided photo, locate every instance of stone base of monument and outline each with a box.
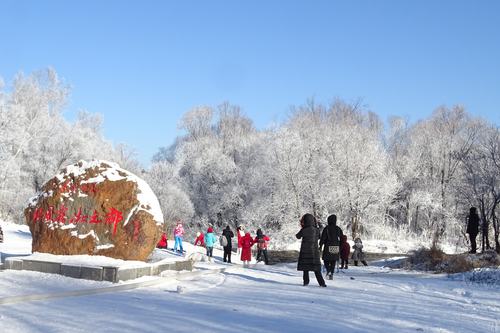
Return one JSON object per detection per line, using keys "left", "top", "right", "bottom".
{"left": 2, "top": 256, "right": 193, "bottom": 283}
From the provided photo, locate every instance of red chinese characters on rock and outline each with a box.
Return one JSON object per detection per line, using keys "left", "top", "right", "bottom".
{"left": 32, "top": 206, "right": 136, "bottom": 239}
{"left": 59, "top": 181, "right": 98, "bottom": 195}
{"left": 105, "top": 208, "right": 123, "bottom": 236}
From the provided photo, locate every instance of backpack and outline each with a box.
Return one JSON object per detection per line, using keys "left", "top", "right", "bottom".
{"left": 219, "top": 235, "right": 228, "bottom": 247}
{"left": 257, "top": 237, "right": 267, "bottom": 249}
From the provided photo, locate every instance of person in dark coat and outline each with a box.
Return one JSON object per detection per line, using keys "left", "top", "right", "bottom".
{"left": 466, "top": 207, "right": 480, "bottom": 254}
{"left": 222, "top": 225, "right": 234, "bottom": 263}
{"left": 319, "top": 214, "right": 343, "bottom": 280}
{"left": 0, "top": 225, "right": 3, "bottom": 243}
{"left": 296, "top": 213, "right": 326, "bottom": 287}
{"left": 255, "top": 228, "right": 270, "bottom": 265}
{"left": 340, "top": 235, "right": 350, "bottom": 269}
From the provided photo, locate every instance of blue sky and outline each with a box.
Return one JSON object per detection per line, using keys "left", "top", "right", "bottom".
{"left": 1, "top": 0, "right": 499, "bottom": 166}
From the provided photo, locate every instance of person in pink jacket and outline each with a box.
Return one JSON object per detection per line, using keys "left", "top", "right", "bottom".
{"left": 173, "top": 221, "right": 185, "bottom": 254}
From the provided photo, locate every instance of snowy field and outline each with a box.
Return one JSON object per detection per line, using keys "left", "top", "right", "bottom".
{"left": 1, "top": 221, "right": 499, "bottom": 333}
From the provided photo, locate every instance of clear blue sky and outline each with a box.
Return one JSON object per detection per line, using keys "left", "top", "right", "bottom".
{"left": 1, "top": 0, "right": 499, "bottom": 166}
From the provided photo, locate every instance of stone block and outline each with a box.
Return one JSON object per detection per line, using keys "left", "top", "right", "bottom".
{"left": 150, "top": 264, "right": 160, "bottom": 276}
{"left": 4, "top": 258, "right": 21, "bottom": 270}
{"left": 116, "top": 268, "right": 137, "bottom": 281}
{"left": 61, "top": 264, "right": 81, "bottom": 279}
{"left": 175, "top": 260, "right": 193, "bottom": 271}
{"left": 103, "top": 266, "right": 117, "bottom": 283}
{"left": 80, "top": 266, "right": 103, "bottom": 281}
{"left": 22, "top": 260, "right": 43, "bottom": 272}
{"left": 135, "top": 265, "right": 152, "bottom": 278}
{"left": 39, "top": 261, "right": 61, "bottom": 274}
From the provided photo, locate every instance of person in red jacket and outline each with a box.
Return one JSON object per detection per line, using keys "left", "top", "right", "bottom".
{"left": 194, "top": 232, "right": 205, "bottom": 247}
{"left": 340, "top": 235, "right": 350, "bottom": 269}
{"left": 240, "top": 232, "right": 255, "bottom": 267}
{"left": 254, "top": 228, "right": 270, "bottom": 265}
{"left": 237, "top": 225, "right": 244, "bottom": 255}
{"left": 157, "top": 232, "right": 168, "bottom": 249}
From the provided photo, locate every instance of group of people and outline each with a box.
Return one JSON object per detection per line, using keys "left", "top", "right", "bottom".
{"left": 157, "top": 221, "right": 271, "bottom": 266}
{"left": 194, "top": 224, "right": 270, "bottom": 266}
{"left": 296, "top": 213, "right": 368, "bottom": 287}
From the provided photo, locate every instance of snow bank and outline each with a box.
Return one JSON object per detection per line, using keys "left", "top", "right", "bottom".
{"left": 0, "top": 220, "right": 32, "bottom": 256}
{"left": 449, "top": 267, "right": 500, "bottom": 286}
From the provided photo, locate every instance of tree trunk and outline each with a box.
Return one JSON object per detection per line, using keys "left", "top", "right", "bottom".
{"left": 351, "top": 215, "right": 360, "bottom": 239}
{"left": 414, "top": 205, "right": 419, "bottom": 233}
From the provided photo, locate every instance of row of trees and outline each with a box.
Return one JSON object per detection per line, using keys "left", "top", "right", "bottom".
{"left": 1, "top": 69, "right": 498, "bottom": 251}
{"left": 148, "top": 101, "right": 499, "bottom": 251}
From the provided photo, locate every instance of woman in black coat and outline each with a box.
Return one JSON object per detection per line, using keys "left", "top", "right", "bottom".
{"left": 319, "top": 214, "right": 343, "bottom": 280}
{"left": 466, "top": 207, "right": 480, "bottom": 254}
{"left": 296, "top": 213, "right": 326, "bottom": 287}
{"left": 222, "top": 225, "right": 234, "bottom": 263}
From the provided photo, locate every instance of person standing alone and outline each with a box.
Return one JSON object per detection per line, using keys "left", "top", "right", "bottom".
{"left": 466, "top": 207, "right": 480, "bottom": 254}
{"left": 296, "top": 213, "right": 326, "bottom": 287}
{"left": 173, "top": 221, "right": 184, "bottom": 254}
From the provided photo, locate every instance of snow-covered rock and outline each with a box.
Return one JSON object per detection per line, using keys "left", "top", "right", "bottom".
{"left": 25, "top": 160, "right": 164, "bottom": 261}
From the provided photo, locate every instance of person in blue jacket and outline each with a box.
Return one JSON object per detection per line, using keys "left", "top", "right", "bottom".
{"left": 205, "top": 227, "right": 217, "bottom": 259}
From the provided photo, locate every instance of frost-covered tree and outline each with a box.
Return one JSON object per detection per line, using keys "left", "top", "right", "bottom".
{"left": 457, "top": 124, "right": 500, "bottom": 252}
{"left": 0, "top": 69, "right": 139, "bottom": 222}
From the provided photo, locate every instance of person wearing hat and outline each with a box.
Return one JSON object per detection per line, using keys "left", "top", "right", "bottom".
{"left": 222, "top": 225, "right": 234, "bottom": 263}
{"left": 240, "top": 231, "right": 255, "bottom": 267}
{"left": 194, "top": 231, "right": 205, "bottom": 247}
{"left": 296, "top": 213, "right": 326, "bottom": 287}
{"left": 319, "top": 214, "right": 343, "bottom": 280}
{"left": 205, "top": 227, "right": 217, "bottom": 259}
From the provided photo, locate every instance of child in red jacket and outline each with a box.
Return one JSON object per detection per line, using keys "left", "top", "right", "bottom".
{"left": 240, "top": 232, "right": 255, "bottom": 267}
{"left": 340, "top": 235, "right": 350, "bottom": 269}
{"left": 194, "top": 232, "right": 205, "bottom": 247}
{"left": 157, "top": 233, "right": 168, "bottom": 249}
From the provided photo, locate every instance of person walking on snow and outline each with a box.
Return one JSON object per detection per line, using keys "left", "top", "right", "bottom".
{"left": 173, "top": 221, "right": 184, "bottom": 254}
{"left": 194, "top": 231, "right": 205, "bottom": 247}
{"left": 237, "top": 225, "right": 245, "bottom": 255}
{"left": 319, "top": 214, "right": 343, "bottom": 280}
{"left": 254, "top": 228, "right": 270, "bottom": 265}
{"left": 352, "top": 237, "right": 368, "bottom": 266}
{"left": 466, "top": 207, "right": 480, "bottom": 254}
{"left": 222, "top": 225, "right": 234, "bottom": 263}
{"left": 241, "top": 232, "right": 255, "bottom": 267}
{"left": 205, "top": 227, "right": 217, "bottom": 259}
{"left": 296, "top": 213, "right": 327, "bottom": 287}
{"left": 340, "top": 235, "right": 350, "bottom": 269}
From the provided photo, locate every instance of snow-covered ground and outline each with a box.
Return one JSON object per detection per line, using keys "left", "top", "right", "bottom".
{"left": 1, "top": 220, "right": 499, "bottom": 333}
{"left": 285, "top": 238, "right": 466, "bottom": 254}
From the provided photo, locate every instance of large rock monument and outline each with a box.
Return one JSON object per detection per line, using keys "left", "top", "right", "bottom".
{"left": 25, "top": 160, "right": 164, "bottom": 261}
